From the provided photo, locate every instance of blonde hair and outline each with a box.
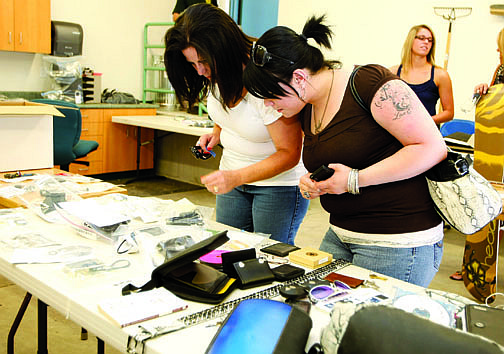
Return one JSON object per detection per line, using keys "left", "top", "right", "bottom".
{"left": 400, "top": 24, "right": 436, "bottom": 73}
{"left": 498, "top": 28, "right": 504, "bottom": 57}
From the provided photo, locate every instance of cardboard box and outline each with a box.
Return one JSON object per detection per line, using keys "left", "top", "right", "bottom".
{"left": 0, "top": 101, "right": 64, "bottom": 172}
{"left": 289, "top": 247, "right": 333, "bottom": 269}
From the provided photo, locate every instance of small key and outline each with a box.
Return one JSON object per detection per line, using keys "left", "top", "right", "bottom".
{"left": 364, "top": 280, "right": 380, "bottom": 290}
{"left": 369, "top": 274, "right": 388, "bottom": 281}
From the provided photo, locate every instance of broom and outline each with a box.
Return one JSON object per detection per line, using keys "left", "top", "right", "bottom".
{"left": 434, "top": 7, "right": 472, "bottom": 70}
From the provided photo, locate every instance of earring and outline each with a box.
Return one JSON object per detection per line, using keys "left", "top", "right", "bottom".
{"left": 300, "top": 83, "right": 306, "bottom": 102}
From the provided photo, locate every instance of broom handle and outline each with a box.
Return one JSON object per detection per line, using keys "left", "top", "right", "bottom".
{"left": 443, "top": 21, "right": 452, "bottom": 70}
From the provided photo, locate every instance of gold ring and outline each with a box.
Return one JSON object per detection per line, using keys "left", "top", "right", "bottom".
{"left": 213, "top": 186, "right": 219, "bottom": 193}
{"left": 303, "top": 191, "right": 310, "bottom": 198}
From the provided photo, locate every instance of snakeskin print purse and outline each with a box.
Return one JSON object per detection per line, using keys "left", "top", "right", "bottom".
{"left": 425, "top": 151, "right": 502, "bottom": 234}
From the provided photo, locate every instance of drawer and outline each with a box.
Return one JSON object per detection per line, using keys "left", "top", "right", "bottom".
{"left": 69, "top": 160, "right": 103, "bottom": 175}
{"left": 80, "top": 109, "right": 103, "bottom": 123}
{"left": 81, "top": 122, "right": 103, "bottom": 137}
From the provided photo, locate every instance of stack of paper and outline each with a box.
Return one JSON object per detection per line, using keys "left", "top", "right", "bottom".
{"left": 98, "top": 288, "right": 188, "bottom": 327}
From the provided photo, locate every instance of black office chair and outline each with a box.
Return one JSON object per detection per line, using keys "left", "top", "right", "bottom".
{"left": 32, "top": 99, "right": 98, "bottom": 171}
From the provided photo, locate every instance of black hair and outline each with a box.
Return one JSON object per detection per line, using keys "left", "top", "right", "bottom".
{"left": 243, "top": 15, "right": 339, "bottom": 100}
{"left": 164, "top": 3, "right": 253, "bottom": 109}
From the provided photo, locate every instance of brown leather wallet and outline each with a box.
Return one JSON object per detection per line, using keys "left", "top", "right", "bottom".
{"left": 324, "top": 272, "right": 364, "bottom": 288}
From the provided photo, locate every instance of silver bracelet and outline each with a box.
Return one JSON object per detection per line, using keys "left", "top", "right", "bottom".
{"left": 347, "top": 169, "right": 360, "bottom": 195}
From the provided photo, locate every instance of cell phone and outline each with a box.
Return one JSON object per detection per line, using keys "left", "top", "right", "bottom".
{"left": 310, "top": 165, "right": 335, "bottom": 181}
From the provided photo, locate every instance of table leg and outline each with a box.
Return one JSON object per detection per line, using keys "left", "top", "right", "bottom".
{"left": 97, "top": 337, "right": 105, "bottom": 354}
{"left": 7, "top": 292, "right": 32, "bottom": 354}
{"left": 135, "top": 126, "right": 141, "bottom": 178}
{"left": 37, "top": 299, "right": 48, "bottom": 354}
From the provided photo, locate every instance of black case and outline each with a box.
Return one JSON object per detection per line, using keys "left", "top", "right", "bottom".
{"left": 122, "top": 231, "right": 236, "bottom": 304}
{"left": 260, "top": 243, "right": 300, "bottom": 257}
{"left": 221, "top": 248, "right": 256, "bottom": 278}
{"left": 465, "top": 304, "right": 504, "bottom": 346}
{"left": 233, "top": 258, "right": 275, "bottom": 289}
{"left": 205, "top": 299, "right": 312, "bottom": 354}
{"left": 272, "top": 264, "right": 305, "bottom": 281}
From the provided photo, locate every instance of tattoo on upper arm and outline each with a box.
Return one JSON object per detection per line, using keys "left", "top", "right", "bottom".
{"left": 374, "top": 82, "right": 412, "bottom": 120}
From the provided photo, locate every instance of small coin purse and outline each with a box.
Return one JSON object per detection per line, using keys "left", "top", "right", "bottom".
{"left": 233, "top": 258, "right": 275, "bottom": 289}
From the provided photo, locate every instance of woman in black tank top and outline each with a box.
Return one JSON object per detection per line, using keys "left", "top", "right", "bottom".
{"left": 389, "top": 24, "right": 454, "bottom": 125}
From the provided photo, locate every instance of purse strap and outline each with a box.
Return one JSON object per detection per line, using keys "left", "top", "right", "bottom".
{"left": 349, "top": 65, "right": 370, "bottom": 113}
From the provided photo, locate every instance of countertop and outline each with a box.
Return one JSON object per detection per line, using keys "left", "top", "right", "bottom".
{"left": 77, "top": 103, "right": 159, "bottom": 109}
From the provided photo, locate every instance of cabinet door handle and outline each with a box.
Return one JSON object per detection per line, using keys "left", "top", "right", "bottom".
{"left": 19, "top": 32, "right": 22, "bottom": 45}
{"left": 82, "top": 128, "right": 89, "bottom": 132}
{"left": 8, "top": 32, "right": 12, "bottom": 44}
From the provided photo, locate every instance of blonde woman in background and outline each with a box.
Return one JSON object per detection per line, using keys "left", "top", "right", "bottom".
{"left": 390, "top": 24, "right": 454, "bottom": 125}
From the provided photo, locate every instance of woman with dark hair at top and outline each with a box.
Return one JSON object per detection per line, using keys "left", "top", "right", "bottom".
{"left": 390, "top": 24, "right": 454, "bottom": 125}
{"left": 163, "top": 4, "right": 309, "bottom": 245}
{"left": 243, "top": 15, "right": 447, "bottom": 286}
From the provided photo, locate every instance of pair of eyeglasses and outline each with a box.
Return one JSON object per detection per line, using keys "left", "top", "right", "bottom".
{"left": 251, "top": 41, "right": 294, "bottom": 67}
{"left": 308, "top": 280, "right": 351, "bottom": 303}
{"left": 414, "top": 36, "right": 433, "bottom": 43}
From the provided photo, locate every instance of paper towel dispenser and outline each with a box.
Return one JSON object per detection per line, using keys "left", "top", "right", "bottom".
{"left": 51, "top": 21, "right": 83, "bottom": 57}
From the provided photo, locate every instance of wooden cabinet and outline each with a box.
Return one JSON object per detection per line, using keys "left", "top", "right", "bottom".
{"left": 103, "top": 108, "right": 155, "bottom": 173}
{"left": 0, "top": 0, "right": 51, "bottom": 53}
{"left": 70, "top": 109, "right": 104, "bottom": 175}
{"left": 73, "top": 107, "right": 155, "bottom": 175}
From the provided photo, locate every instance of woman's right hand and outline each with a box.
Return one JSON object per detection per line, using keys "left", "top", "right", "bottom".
{"left": 474, "top": 83, "right": 489, "bottom": 95}
{"left": 197, "top": 133, "right": 219, "bottom": 152}
{"left": 299, "top": 173, "right": 324, "bottom": 199}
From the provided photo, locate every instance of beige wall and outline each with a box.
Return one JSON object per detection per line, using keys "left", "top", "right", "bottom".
{"left": 0, "top": 0, "right": 176, "bottom": 98}
{"left": 1, "top": 0, "right": 503, "bottom": 119}
{"left": 278, "top": 0, "right": 504, "bottom": 119}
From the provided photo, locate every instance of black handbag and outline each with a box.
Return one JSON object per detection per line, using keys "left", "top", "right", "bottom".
{"left": 122, "top": 231, "right": 237, "bottom": 304}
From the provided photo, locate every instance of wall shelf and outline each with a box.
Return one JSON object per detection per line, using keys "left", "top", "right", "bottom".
{"left": 142, "top": 22, "right": 207, "bottom": 115}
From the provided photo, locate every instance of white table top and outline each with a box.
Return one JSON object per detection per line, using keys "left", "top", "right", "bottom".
{"left": 111, "top": 115, "right": 213, "bottom": 137}
{"left": 0, "top": 206, "right": 441, "bottom": 354}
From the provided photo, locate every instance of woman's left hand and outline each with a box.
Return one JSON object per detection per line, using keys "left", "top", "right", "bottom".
{"left": 316, "top": 163, "right": 351, "bottom": 195}
{"left": 201, "top": 170, "right": 240, "bottom": 195}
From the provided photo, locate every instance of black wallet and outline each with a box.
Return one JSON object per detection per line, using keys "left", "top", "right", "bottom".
{"left": 221, "top": 248, "right": 256, "bottom": 279}
{"left": 260, "top": 243, "right": 300, "bottom": 257}
{"left": 233, "top": 258, "right": 275, "bottom": 289}
{"left": 271, "top": 264, "right": 305, "bottom": 281}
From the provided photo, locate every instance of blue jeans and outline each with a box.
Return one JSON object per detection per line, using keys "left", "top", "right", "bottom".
{"left": 216, "top": 185, "right": 309, "bottom": 245}
{"left": 320, "top": 227, "right": 444, "bottom": 287}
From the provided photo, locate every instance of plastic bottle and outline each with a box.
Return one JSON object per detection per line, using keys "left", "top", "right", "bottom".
{"left": 461, "top": 93, "right": 481, "bottom": 113}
